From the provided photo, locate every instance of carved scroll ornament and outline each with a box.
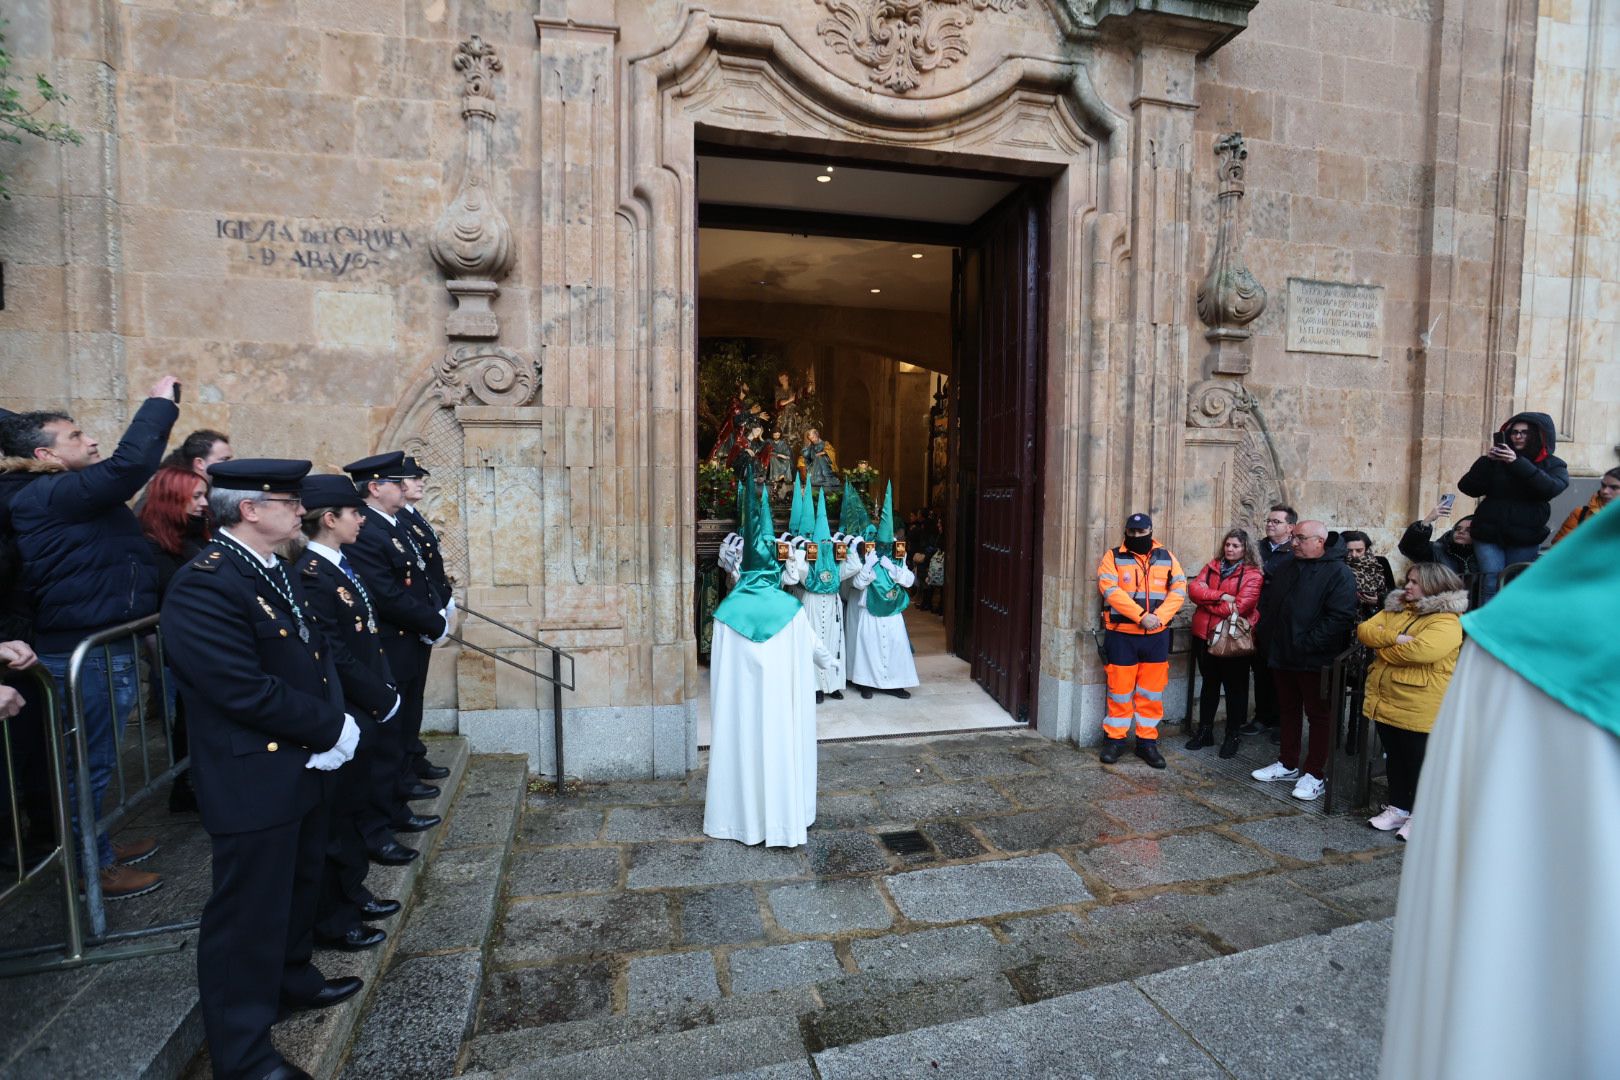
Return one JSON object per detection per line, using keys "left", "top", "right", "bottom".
{"left": 1195, "top": 133, "right": 1267, "bottom": 374}
{"left": 435, "top": 344, "right": 542, "bottom": 407}
{"left": 1187, "top": 378, "right": 1287, "bottom": 528}
{"left": 813, "top": 0, "right": 1029, "bottom": 94}
{"left": 430, "top": 36, "right": 515, "bottom": 339}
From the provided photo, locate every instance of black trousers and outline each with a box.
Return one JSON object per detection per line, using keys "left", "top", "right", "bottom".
{"left": 1194, "top": 639, "right": 1250, "bottom": 737}
{"left": 1248, "top": 639, "right": 1278, "bottom": 725}
{"left": 1376, "top": 722, "right": 1429, "bottom": 813}
{"left": 315, "top": 756, "right": 374, "bottom": 939}
{"left": 198, "top": 803, "right": 329, "bottom": 1080}
{"left": 359, "top": 712, "right": 406, "bottom": 849}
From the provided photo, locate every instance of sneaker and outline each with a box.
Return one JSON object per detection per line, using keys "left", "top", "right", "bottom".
{"left": 100, "top": 864, "right": 163, "bottom": 901}
{"left": 1396, "top": 818, "right": 1412, "bottom": 842}
{"left": 1251, "top": 762, "right": 1301, "bottom": 782}
{"left": 1368, "top": 806, "right": 1410, "bottom": 832}
{"left": 113, "top": 837, "right": 160, "bottom": 865}
{"left": 1290, "top": 774, "right": 1325, "bottom": 801}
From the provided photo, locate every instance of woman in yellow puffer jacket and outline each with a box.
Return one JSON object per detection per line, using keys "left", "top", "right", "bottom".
{"left": 1357, "top": 562, "right": 1468, "bottom": 840}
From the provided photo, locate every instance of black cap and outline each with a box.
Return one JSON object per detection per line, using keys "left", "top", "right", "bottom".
{"left": 1125, "top": 512, "right": 1153, "bottom": 531}
{"left": 207, "top": 458, "right": 311, "bottom": 494}
{"left": 301, "top": 473, "right": 365, "bottom": 511}
{"left": 400, "top": 455, "right": 431, "bottom": 479}
{"left": 343, "top": 451, "right": 407, "bottom": 483}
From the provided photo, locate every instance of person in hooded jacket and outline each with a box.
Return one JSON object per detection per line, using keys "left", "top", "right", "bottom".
{"left": 1550, "top": 466, "right": 1619, "bottom": 545}
{"left": 1398, "top": 503, "right": 1480, "bottom": 605}
{"left": 1250, "top": 521, "right": 1359, "bottom": 801}
{"left": 1457, "top": 411, "right": 1568, "bottom": 603}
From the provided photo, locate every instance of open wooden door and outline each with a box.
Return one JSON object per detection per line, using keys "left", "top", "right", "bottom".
{"left": 949, "top": 186, "right": 1046, "bottom": 723}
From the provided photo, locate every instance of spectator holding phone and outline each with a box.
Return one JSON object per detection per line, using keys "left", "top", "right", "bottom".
{"left": 1457, "top": 412, "right": 1568, "bottom": 603}
{"left": 1399, "top": 495, "right": 1480, "bottom": 604}
{"left": 1550, "top": 466, "right": 1619, "bottom": 545}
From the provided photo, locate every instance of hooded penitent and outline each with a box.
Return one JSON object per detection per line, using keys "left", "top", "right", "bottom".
{"left": 865, "top": 482, "right": 910, "bottom": 618}
{"left": 788, "top": 476, "right": 809, "bottom": 538}
{"left": 838, "top": 479, "right": 870, "bottom": 539}
{"left": 804, "top": 490, "right": 842, "bottom": 595}
{"left": 714, "top": 476, "right": 801, "bottom": 643}
{"left": 1458, "top": 410, "right": 1571, "bottom": 547}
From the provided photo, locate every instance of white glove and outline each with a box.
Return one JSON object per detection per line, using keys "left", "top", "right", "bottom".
{"left": 863, "top": 549, "right": 879, "bottom": 568}
{"left": 305, "top": 747, "right": 345, "bottom": 770}
{"left": 445, "top": 596, "right": 458, "bottom": 623}
{"left": 383, "top": 693, "right": 401, "bottom": 722}
{"left": 331, "top": 714, "right": 360, "bottom": 760}
{"left": 421, "top": 610, "right": 451, "bottom": 646}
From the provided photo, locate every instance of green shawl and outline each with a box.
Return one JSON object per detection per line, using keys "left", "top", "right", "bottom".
{"left": 714, "top": 478, "right": 801, "bottom": 643}
{"left": 865, "top": 482, "right": 910, "bottom": 617}
{"left": 803, "top": 490, "right": 842, "bottom": 595}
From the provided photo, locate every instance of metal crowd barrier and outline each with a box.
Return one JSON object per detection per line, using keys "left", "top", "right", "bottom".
{"left": 451, "top": 605, "right": 576, "bottom": 783}
{"left": 1323, "top": 642, "right": 1373, "bottom": 814}
{"left": 0, "top": 615, "right": 194, "bottom": 976}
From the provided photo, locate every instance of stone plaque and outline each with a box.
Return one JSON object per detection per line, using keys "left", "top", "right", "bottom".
{"left": 1285, "top": 278, "right": 1384, "bottom": 357}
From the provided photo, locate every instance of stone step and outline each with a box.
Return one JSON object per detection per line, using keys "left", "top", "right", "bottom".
{"left": 335, "top": 755, "right": 529, "bottom": 1080}
{"left": 180, "top": 735, "right": 476, "bottom": 1080}
{"left": 481, "top": 1015, "right": 810, "bottom": 1080}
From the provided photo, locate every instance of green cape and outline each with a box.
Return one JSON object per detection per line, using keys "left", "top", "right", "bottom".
{"left": 1461, "top": 501, "right": 1620, "bottom": 738}
{"left": 803, "top": 489, "right": 842, "bottom": 595}
{"left": 866, "top": 481, "right": 909, "bottom": 617}
{"left": 713, "top": 478, "right": 801, "bottom": 643}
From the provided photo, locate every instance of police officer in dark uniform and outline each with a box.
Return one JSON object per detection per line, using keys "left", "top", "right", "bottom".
{"left": 295, "top": 474, "right": 403, "bottom": 950}
{"left": 341, "top": 452, "right": 447, "bottom": 851}
{"left": 396, "top": 455, "right": 452, "bottom": 781}
{"left": 162, "top": 460, "right": 362, "bottom": 1080}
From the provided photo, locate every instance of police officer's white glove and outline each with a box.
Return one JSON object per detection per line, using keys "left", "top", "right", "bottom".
{"left": 333, "top": 714, "right": 360, "bottom": 760}
{"left": 421, "top": 610, "right": 452, "bottom": 646}
{"left": 383, "top": 693, "right": 401, "bottom": 723}
{"left": 305, "top": 747, "right": 344, "bottom": 770}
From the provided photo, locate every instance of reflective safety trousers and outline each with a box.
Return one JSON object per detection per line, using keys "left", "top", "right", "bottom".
{"left": 1103, "top": 628, "right": 1171, "bottom": 739}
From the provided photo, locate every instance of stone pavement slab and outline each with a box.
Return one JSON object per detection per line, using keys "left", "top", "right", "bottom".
{"left": 627, "top": 951, "right": 722, "bottom": 1013}
{"left": 971, "top": 806, "right": 1116, "bottom": 852}
{"left": 807, "top": 971, "right": 1023, "bottom": 1050}
{"left": 340, "top": 952, "right": 482, "bottom": 1080}
{"left": 805, "top": 830, "right": 889, "bottom": 875}
{"left": 495, "top": 892, "right": 675, "bottom": 964}
{"left": 1086, "top": 874, "right": 1354, "bottom": 952}
{"left": 729, "top": 940, "right": 844, "bottom": 994}
{"left": 627, "top": 840, "right": 806, "bottom": 889}
{"left": 480, "top": 959, "right": 620, "bottom": 1031}
{"left": 504, "top": 846, "right": 623, "bottom": 897}
{"left": 518, "top": 806, "right": 606, "bottom": 845}
{"left": 1100, "top": 791, "right": 1226, "bottom": 833}
{"left": 1074, "top": 831, "right": 1276, "bottom": 891}
{"left": 1137, "top": 919, "right": 1394, "bottom": 1080}
{"left": 491, "top": 1016, "right": 808, "bottom": 1080}
{"left": 1230, "top": 813, "right": 1400, "bottom": 862}
{"left": 875, "top": 779, "right": 1014, "bottom": 821}
{"left": 845, "top": 924, "right": 1010, "bottom": 981}
{"left": 602, "top": 804, "right": 709, "bottom": 841}
{"left": 396, "top": 844, "right": 507, "bottom": 954}
{"left": 1285, "top": 854, "right": 1406, "bottom": 920}
{"left": 768, "top": 878, "right": 894, "bottom": 934}
{"left": 884, "top": 853, "right": 1092, "bottom": 922}
{"left": 679, "top": 886, "right": 766, "bottom": 946}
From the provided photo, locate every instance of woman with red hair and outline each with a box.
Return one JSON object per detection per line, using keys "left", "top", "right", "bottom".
{"left": 138, "top": 465, "right": 210, "bottom": 811}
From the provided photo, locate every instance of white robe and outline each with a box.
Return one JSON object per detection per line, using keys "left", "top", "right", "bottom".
{"left": 800, "top": 590, "right": 845, "bottom": 694}
{"left": 1380, "top": 642, "right": 1620, "bottom": 1080}
{"left": 846, "top": 556, "right": 919, "bottom": 690}
{"left": 703, "top": 609, "right": 829, "bottom": 848}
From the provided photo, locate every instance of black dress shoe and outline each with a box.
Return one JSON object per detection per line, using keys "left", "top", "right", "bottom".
{"left": 816, "top": 691, "right": 825, "bottom": 704}
{"left": 317, "top": 925, "right": 386, "bottom": 952}
{"left": 884, "top": 687, "right": 912, "bottom": 699}
{"left": 859, "top": 686, "right": 873, "bottom": 700}
{"left": 393, "top": 813, "right": 441, "bottom": 832}
{"left": 283, "top": 975, "right": 363, "bottom": 1012}
{"left": 368, "top": 841, "right": 419, "bottom": 866}
{"left": 415, "top": 761, "right": 450, "bottom": 781}
{"left": 359, "top": 897, "right": 401, "bottom": 919}
{"left": 828, "top": 690, "right": 844, "bottom": 700}
{"left": 1218, "top": 735, "right": 1241, "bottom": 759}
{"left": 402, "top": 783, "right": 441, "bottom": 801}
{"left": 1135, "top": 739, "right": 1167, "bottom": 769}
{"left": 1099, "top": 737, "right": 1125, "bottom": 764}
{"left": 258, "top": 1062, "right": 313, "bottom": 1080}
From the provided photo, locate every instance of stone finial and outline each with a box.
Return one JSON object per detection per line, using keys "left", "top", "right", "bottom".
{"left": 430, "top": 35, "right": 515, "bottom": 339}
{"left": 1195, "top": 132, "right": 1267, "bottom": 375}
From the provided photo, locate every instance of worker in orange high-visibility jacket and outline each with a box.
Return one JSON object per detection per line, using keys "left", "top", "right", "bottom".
{"left": 1096, "top": 513, "right": 1187, "bottom": 769}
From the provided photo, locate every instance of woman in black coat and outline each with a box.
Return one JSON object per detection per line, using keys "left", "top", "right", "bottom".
{"left": 1457, "top": 412, "right": 1568, "bottom": 603}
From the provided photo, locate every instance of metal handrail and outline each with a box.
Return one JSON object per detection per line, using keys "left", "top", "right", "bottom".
{"left": 1323, "top": 642, "right": 1373, "bottom": 814}
{"left": 452, "top": 605, "right": 577, "bottom": 786}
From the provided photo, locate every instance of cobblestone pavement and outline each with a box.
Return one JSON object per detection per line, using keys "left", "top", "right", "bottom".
{"left": 461, "top": 728, "right": 1404, "bottom": 1076}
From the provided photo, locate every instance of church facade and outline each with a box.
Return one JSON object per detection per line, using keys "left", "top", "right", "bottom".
{"left": 2, "top": 0, "right": 1614, "bottom": 777}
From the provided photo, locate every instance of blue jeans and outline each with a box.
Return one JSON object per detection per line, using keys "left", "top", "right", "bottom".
{"left": 1473, "top": 540, "right": 1540, "bottom": 604}
{"left": 41, "top": 645, "right": 138, "bottom": 869}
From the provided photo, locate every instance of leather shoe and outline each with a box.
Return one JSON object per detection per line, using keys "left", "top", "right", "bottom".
{"left": 415, "top": 761, "right": 450, "bottom": 780}
{"left": 282, "top": 976, "right": 362, "bottom": 1013}
{"left": 1218, "top": 735, "right": 1241, "bottom": 759}
{"left": 317, "top": 925, "right": 386, "bottom": 952}
{"left": 394, "top": 813, "right": 440, "bottom": 832}
{"left": 1134, "top": 739, "right": 1167, "bottom": 769}
{"left": 359, "top": 897, "right": 401, "bottom": 919}
{"left": 258, "top": 1063, "right": 313, "bottom": 1080}
{"left": 402, "top": 783, "right": 441, "bottom": 801}
{"left": 368, "top": 841, "right": 419, "bottom": 866}
{"left": 1099, "top": 737, "right": 1126, "bottom": 764}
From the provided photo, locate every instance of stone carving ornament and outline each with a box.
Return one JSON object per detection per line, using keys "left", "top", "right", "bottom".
{"left": 1195, "top": 133, "right": 1266, "bottom": 374}
{"left": 436, "top": 344, "right": 541, "bottom": 407}
{"left": 813, "top": 0, "right": 1030, "bottom": 94}
{"left": 1187, "top": 378, "right": 1286, "bottom": 528}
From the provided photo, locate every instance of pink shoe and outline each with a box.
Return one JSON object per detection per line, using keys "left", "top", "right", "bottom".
{"left": 1368, "top": 806, "right": 1410, "bottom": 832}
{"left": 1396, "top": 818, "right": 1412, "bottom": 842}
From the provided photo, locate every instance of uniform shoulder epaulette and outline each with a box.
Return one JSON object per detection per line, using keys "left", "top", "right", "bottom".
{"left": 191, "top": 548, "right": 225, "bottom": 572}
{"left": 300, "top": 556, "right": 321, "bottom": 577}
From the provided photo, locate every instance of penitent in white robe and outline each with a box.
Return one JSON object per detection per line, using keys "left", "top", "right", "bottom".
{"left": 1379, "top": 642, "right": 1620, "bottom": 1080}
{"left": 703, "top": 608, "right": 830, "bottom": 848}
{"left": 800, "top": 591, "right": 845, "bottom": 694}
{"left": 846, "top": 557, "right": 919, "bottom": 690}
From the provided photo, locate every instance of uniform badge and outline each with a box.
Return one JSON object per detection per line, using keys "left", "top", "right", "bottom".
{"left": 336, "top": 585, "right": 356, "bottom": 607}
{"left": 392, "top": 538, "right": 406, "bottom": 553}
{"left": 405, "top": 573, "right": 413, "bottom": 588}
{"left": 256, "top": 595, "right": 278, "bottom": 619}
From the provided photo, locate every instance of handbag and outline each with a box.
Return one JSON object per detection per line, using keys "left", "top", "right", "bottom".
{"left": 1208, "top": 610, "right": 1255, "bottom": 658}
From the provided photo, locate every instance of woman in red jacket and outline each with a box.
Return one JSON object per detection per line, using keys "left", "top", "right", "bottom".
{"left": 1187, "top": 528, "right": 1263, "bottom": 757}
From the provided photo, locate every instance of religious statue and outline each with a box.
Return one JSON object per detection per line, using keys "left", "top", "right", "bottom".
{"left": 800, "top": 427, "right": 839, "bottom": 496}
{"left": 772, "top": 371, "right": 804, "bottom": 448}
{"left": 767, "top": 429, "right": 794, "bottom": 497}
{"left": 709, "top": 381, "right": 769, "bottom": 469}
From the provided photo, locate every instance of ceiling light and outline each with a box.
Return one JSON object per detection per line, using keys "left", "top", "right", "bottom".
{"left": 870, "top": 288, "right": 882, "bottom": 294}
{"left": 825, "top": 166, "right": 834, "bottom": 173}
{"left": 815, "top": 174, "right": 831, "bottom": 183}
{"left": 911, "top": 252, "right": 924, "bottom": 259}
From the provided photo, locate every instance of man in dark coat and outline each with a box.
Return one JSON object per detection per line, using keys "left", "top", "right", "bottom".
{"left": 342, "top": 452, "right": 448, "bottom": 852}
{"left": 397, "top": 456, "right": 452, "bottom": 782}
{"left": 1240, "top": 503, "right": 1297, "bottom": 738}
{"left": 1457, "top": 411, "right": 1569, "bottom": 603}
{"left": 1249, "top": 520, "right": 1358, "bottom": 802}
{"left": 0, "top": 378, "right": 179, "bottom": 899}
{"left": 163, "top": 459, "right": 363, "bottom": 1080}
{"left": 296, "top": 474, "right": 405, "bottom": 951}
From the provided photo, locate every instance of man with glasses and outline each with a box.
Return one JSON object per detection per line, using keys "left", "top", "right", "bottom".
{"left": 342, "top": 452, "right": 449, "bottom": 863}
{"left": 1458, "top": 412, "right": 1568, "bottom": 603}
{"left": 163, "top": 458, "right": 363, "bottom": 1080}
{"left": 1251, "top": 520, "right": 1357, "bottom": 801}
{"left": 1239, "top": 504, "right": 1297, "bottom": 740}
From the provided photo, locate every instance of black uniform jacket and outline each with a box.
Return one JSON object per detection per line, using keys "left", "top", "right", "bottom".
{"left": 161, "top": 541, "right": 346, "bottom": 835}
{"left": 402, "top": 506, "right": 451, "bottom": 606}
{"left": 296, "top": 551, "right": 397, "bottom": 721}
{"left": 343, "top": 509, "right": 445, "bottom": 675}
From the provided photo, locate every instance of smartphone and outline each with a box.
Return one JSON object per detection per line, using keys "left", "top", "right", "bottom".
{"left": 1438, "top": 493, "right": 1456, "bottom": 512}
{"left": 1492, "top": 432, "right": 1507, "bottom": 447}
{"left": 173, "top": 381, "right": 183, "bottom": 404}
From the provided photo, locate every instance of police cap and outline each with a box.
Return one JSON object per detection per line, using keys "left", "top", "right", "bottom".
{"left": 343, "top": 451, "right": 407, "bottom": 483}
{"left": 400, "top": 455, "right": 431, "bottom": 479}
{"left": 301, "top": 473, "right": 365, "bottom": 511}
{"left": 207, "top": 458, "right": 311, "bottom": 493}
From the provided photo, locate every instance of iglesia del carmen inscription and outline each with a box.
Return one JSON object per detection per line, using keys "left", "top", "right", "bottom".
{"left": 1285, "top": 278, "right": 1385, "bottom": 358}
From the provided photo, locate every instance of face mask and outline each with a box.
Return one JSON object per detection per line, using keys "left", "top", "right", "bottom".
{"left": 1124, "top": 534, "right": 1153, "bottom": 555}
